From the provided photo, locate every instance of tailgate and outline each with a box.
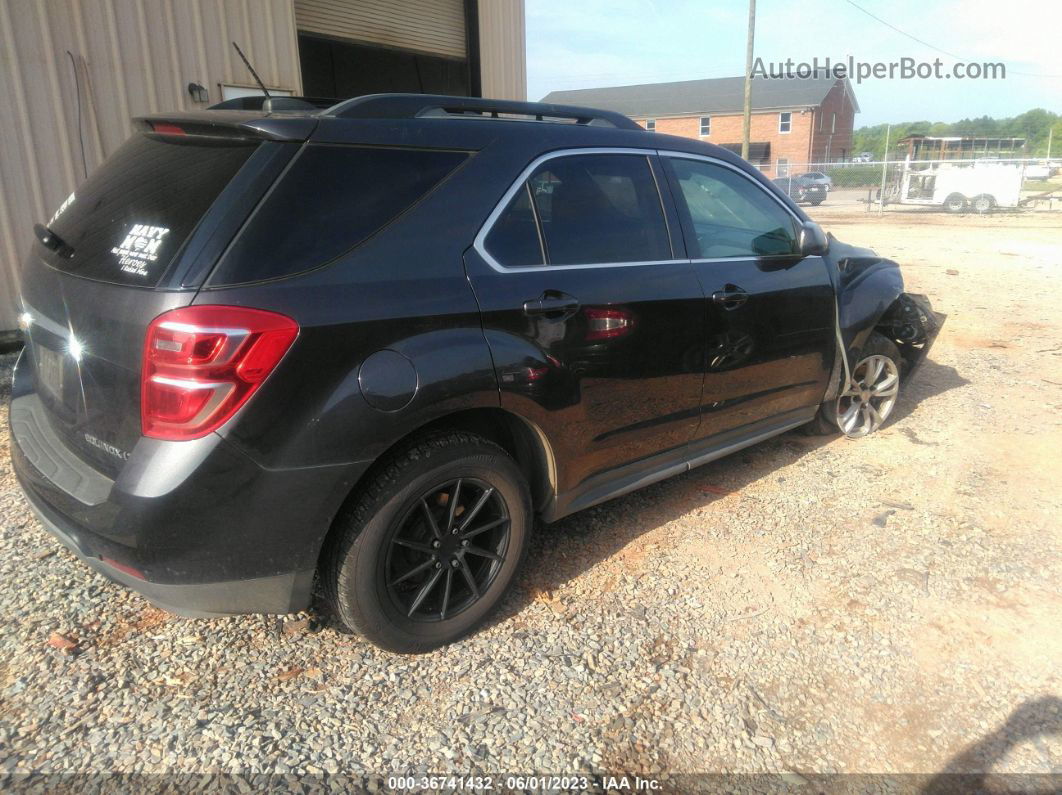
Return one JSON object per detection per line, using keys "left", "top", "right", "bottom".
{"left": 17, "top": 123, "right": 298, "bottom": 478}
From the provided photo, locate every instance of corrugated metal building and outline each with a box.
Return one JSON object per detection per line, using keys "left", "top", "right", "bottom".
{"left": 0, "top": 0, "right": 526, "bottom": 336}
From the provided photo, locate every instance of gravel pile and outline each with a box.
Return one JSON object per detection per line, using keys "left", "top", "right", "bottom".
{"left": 1, "top": 213, "right": 1060, "bottom": 781}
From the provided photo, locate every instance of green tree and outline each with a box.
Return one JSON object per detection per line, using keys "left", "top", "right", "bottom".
{"left": 852, "top": 109, "right": 1061, "bottom": 158}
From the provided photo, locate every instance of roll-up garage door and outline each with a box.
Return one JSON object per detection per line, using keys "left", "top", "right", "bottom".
{"left": 294, "top": 0, "right": 466, "bottom": 59}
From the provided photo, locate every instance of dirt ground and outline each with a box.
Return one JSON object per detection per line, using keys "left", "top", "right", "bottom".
{"left": 1, "top": 208, "right": 1060, "bottom": 784}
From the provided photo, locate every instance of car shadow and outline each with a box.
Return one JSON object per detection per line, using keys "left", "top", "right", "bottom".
{"left": 888, "top": 358, "right": 969, "bottom": 427}
{"left": 921, "top": 696, "right": 1062, "bottom": 794}
{"left": 492, "top": 355, "right": 969, "bottom": 625}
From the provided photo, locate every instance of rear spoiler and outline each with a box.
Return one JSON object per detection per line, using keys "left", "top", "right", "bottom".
{"left": 134, "top": 111, "right": 318, "bottom": 142}
{"left": 208, "top": 95, "right": 337, "bottom": 112}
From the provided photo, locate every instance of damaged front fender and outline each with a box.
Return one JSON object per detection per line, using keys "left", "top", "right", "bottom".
{"left": 825, "top": 237, "right": 945, "bottom": 393}
{"left": 830, "top": 238, "right": 904, "bottom": 355}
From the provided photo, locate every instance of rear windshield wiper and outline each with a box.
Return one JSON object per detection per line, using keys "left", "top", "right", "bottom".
{"left": 34, "top": 223, "right": 75, "bottom": 258}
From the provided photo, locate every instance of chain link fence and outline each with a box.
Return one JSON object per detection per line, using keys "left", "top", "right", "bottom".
{"left": 759, "top": 158, "right": 1062, "bottom": 218}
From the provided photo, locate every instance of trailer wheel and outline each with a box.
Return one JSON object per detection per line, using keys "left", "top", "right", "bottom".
{"left": 971, "top": 194, "right": 995, "bottom": 214}
{"left": 943, "top": 193, "right": 967, "bottom": 213}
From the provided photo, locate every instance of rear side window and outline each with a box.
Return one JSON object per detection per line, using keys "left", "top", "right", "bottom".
{"left": 211, "top": 145, "right": 468, "bottom": 285}
{"left": 43, "top": 134, "right": 258, "bottom": 286}
{"left": 484, "top": 184, "right": 544, "bottom": 267}
{"left": 529, "top": 154, "right": 671, "bottom": 266}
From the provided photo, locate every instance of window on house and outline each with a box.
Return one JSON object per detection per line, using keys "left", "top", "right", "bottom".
{"left": 699, "top": 117, "right": 711, "bottom": 136}
{"left": 777, "top": 158, "right": 790, "bottom": 177}
{"left": 645, "top": 119, "right": 656, "bottom": 132}
{"left": 779, "top": 112, "right": 792, "bottom": 133}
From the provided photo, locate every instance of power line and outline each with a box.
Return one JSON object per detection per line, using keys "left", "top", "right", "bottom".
{"left": 844, "top": 0, "right": 962, "bottom": 59}
{"left": 844, "top": 0, "right": 1062, "bottom": 78}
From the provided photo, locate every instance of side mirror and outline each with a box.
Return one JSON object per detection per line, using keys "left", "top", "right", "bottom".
{"left": 799, "top": 221, "right": 829, "bottom": 257}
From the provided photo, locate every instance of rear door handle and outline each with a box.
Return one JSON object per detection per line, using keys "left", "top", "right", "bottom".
{"left": 711, "top": 286, "right": 748, "bottom": 310}
{"left": 523, "top": 292, "right": 580, "bottom": 317}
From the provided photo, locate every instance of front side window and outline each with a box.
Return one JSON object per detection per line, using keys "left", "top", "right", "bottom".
{"left": 645, "top": 119, "right": 656, "bottom": 132}
{"left": 667, "top": 157, "right": 799, "bottom": 259}
{"left": 779, "top": 112, "right": 792, "bottom": 133}
{"left": 700, "top": 116, "right": 711, "bottom": 136}
{"left": 488, "top": 154, "right": 671, "bottom": 267}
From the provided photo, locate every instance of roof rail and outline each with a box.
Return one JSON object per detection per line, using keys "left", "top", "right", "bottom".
{"left": 326, "top": 93, "right": 642, "bottom": 131}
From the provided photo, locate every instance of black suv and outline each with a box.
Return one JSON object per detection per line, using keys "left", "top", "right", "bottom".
{"left": 10, "top": 95, "right": 940, "bottom": 652}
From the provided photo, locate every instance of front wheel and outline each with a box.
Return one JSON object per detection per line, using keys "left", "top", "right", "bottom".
{"left": 325, "top": 432, "right": 531, "bottom": 653}
{"left": 810, "top": 199, "right": 824, "bottom": 206}
{"left": 971, "top": 194, "right": 995, "bottom": 214}
{"left": 806, "top": 333, "right": 902, "bottom": 438}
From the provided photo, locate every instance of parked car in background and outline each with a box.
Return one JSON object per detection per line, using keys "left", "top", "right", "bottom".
{"left": 854, "top": 152, "right": 874, "bottom": 163}
{"left": 799, "top": 171, "right": 833, "bottom": 191}
{"left": 11, "top": 94, "right": 940, "bottom": 652}
{"left": 773, "top": 175, "right": 828, "bottom": 205}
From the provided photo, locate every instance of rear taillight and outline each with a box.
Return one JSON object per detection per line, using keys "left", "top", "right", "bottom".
{"left": 142, "top": 306, "right": 298, "bottom": 440}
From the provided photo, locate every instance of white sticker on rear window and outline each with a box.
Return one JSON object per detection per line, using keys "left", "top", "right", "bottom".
{"left": 111, "top": 224, "right": 170, "bottom": 277}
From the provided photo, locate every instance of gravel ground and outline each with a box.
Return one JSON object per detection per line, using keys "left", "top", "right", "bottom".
{"left": 0, "top": 211, "right": 1060, "bottom": 784}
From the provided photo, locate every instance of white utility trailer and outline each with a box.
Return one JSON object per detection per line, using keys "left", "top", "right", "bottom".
{"left": 893, "top": 161, "right": 1024, "bottom": 213}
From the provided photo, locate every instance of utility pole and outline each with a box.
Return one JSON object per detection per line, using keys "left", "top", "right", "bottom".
{"left": 1048, "top": 126, "right": 1053, "bottom": 160}
{"left": 741, "top": 0, "right": 756, "bottom": 160}
{"left": 878, "top": 124, "right": 891, "bottom": 216}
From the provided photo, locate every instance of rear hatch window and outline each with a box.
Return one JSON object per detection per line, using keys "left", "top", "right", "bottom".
{"left": 43, "top": 132, "right": 259, "bottom": 287}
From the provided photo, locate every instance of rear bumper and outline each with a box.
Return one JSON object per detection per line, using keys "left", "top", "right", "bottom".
{"left": 10, "top": 386, "right": 368, "bottom": 616}
{"left": 18, "top": 483, "right": 313, "bottom": 616}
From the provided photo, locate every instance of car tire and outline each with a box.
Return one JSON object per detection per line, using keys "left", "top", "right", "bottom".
{"left": 811, "top": 199, "right": 824, "bottom": 206}
{"left": 943, "top": 193, "right": 967, "bottom": 213}
{"left": 805, "top": 332, "right": 902, "bottom": 438}
{"left": 324, "top": 431, "right": 532, "bottom": 653}
{"left": 971, "top": 194, "right": 995, "bottom": 214}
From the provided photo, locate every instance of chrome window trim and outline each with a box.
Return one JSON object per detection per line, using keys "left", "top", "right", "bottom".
{"left": 474, "top": 147, "right": 807, "bottom": 273}
{"left": 473, "top": 147, "right": 687, "bottom": 274}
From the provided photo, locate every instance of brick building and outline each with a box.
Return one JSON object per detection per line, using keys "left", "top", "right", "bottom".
{"left": 542, "top": 74, "right": 858, "bottom": 177}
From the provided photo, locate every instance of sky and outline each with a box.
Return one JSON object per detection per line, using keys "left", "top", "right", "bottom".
{"left": 525, "top": 0, "right": 1062, "bottom": 127}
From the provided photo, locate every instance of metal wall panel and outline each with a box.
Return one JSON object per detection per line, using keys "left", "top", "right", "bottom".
{"left": 478, "top": 0, "right": 525, "bottom": 100}
{"left": 0, "top": 0, "right": 526, "bottom": 333}
{"left": 0, "top": 0, "right": 302, "bottom": 332}
{"left": 294, "top": 0, "right": 466, "bottom": 59}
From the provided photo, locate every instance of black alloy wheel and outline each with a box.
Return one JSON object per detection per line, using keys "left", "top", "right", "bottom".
{"left": 385, "top": 477, "right": 511, "bottom": 622}
{"left": 326, "top": 431, "right": 531, "bottom": 653}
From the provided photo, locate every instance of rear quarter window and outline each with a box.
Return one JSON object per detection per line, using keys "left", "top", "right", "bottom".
{"left": 43, "top": 134, "right": 258, "bottom": 287}
{"left": 209, "top": 145, "right": 469, "bottom": 285}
